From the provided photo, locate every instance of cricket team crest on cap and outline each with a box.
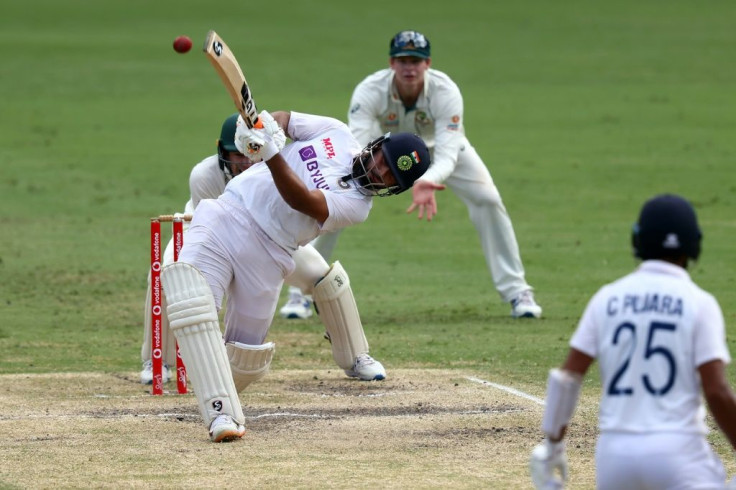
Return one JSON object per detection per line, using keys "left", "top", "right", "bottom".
{"left": 396, "top": 150, "right": 421, "bottom": 171}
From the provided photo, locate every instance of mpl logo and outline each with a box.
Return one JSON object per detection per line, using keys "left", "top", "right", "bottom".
{"left": 321, "top": 138, "right": 335, "bottom": 159}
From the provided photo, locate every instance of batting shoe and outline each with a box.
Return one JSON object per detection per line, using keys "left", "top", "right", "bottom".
{"left": 279, "top": 288, "right": 313, "bottom": 319}
{"left": 510, "top": 290, "right": 542, "bottom": 319}
{"left": 344, "top": 353, "right": 386, "bottom": 381}
{"left": 209, "top": 414, "right": 246, "bottom": 443}
{"left": 139, "top": 360, "right": 171, "bottom": 385}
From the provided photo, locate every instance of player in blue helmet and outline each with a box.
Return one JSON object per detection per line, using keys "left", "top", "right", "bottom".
{"left": 530, "top": 194, "right": 736, "bottom": 489}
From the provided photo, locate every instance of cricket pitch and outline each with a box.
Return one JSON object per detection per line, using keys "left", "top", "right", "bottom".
{"left": 1, "top": 369, "right": 599, "bottom": 489}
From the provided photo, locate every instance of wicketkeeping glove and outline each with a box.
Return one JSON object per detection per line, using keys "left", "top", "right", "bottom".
{"left": 530, "top": 439, "right": 567, "bottom": 489}
{"left": 234, "top": 111, "right": 285, "bottom": 162}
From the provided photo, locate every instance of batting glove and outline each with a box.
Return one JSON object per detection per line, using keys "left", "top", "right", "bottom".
{"left": 530, "top": 439, "right": 567, "bottom": 489}
{"left": 258, "top": 110, "right": 286, "bottom": 150}
{"left": 234, "top": 112, "right": 283, "bottom": 161}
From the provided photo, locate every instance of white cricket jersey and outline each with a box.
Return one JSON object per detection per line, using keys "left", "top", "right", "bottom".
{"left": 188, "top": 154, "right": 227, "bottom": 210}
{"left": 222, "top": 112, "right": 371, "bottom": 252}
{"left": 348, "top": 68, "right": 465, "bottom": 184}
{"left": 571, "top": 260, "right": 731, "bottom": 435}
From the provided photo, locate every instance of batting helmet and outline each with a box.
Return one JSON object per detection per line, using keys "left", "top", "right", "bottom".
{"left": 631, "top": 194, "right": 702, "bottom": 261}
{"left": 345, "top": 132, "right": 431, "bottom": 196}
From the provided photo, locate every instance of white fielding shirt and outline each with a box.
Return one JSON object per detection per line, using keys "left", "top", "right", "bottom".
{"left": 188, "top": 154, "right": 227, "bottom": 210}
{"left": 348, "top": 68, "right": 464, "bottom": 185}
{"left": 222, "top": 112, "right": 371, "bottom": 252}
{"left": 570, "top": 260, "right": 731, "bottom": 434}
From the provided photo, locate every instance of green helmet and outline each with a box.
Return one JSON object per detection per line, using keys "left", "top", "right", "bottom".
{"left": 217, "top": 113, "right": 240, "bottom": 180}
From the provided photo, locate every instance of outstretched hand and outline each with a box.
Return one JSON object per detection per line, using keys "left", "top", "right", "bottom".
{"left": 406, "top": 180, "right": 446, "bottom": 221}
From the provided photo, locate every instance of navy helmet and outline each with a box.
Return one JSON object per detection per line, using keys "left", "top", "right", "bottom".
{"left": 631, "top": 194, "right": 702, "bottom": 261}
{"left": 389, "top": 30, "right": 431, "bottom": 59}
{"left": 346, "top": 132, "right": 431, "bottom": 197}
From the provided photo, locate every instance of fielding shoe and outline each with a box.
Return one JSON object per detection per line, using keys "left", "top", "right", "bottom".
{"left": 209, "top": 414, "right": 246, "bottom": 443}
{"left": 279, "top": 289, "right": 313, "bottom": 319}
{"left": 510, "top": 290, "right": 542, "bottom": 319}
{"left": 140, "top": 360, "right": 171, "bottom": 385}
{"left": 344, "top": 353, "right": 386, "bottom": 381}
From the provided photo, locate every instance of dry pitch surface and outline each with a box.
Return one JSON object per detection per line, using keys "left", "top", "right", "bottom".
{"left": 2, "top": 369, "right": 599, "bottom": 489}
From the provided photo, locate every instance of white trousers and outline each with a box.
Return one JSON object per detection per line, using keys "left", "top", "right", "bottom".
{"left": 596, "top": 432, "right": 727, "bottom": 489}
{"left": 312, "top": 136, "right": 531, "bottom": 302}
{"left": 178, "top": 199, "right": 294, "bottom": 346}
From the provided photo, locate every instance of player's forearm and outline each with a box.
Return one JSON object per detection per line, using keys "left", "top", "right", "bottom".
{"left": 706, "top": 390, "right": 736, "bottom": 450}
{"left": 265, "top": 154, "right": 328, "bottom": 222}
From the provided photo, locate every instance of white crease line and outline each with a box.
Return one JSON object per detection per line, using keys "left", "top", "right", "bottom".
{"left": 250, "top": 412, "right": 327, "bottom": 420}
{"left": 466, "top": 376, "right": 545, "bottom": 406}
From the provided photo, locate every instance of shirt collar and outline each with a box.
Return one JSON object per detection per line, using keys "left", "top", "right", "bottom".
{"left": 638, "top": 259, "right": 691, "bottom": 281}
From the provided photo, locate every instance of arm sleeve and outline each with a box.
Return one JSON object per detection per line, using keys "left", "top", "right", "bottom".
{"left": 416, "top": 84, "right": 465, "bottom": 184}
{"left": 570, "top": 289, "right": 604, "bottom": 359}
{"left": 348, "top": 81, "right": 384, "bottom": 146}
{"left": 320, "top": 190, "right": 372, "bottom": 233}
{"left": 693, "top": 292, "right": 731, "bottom": 367}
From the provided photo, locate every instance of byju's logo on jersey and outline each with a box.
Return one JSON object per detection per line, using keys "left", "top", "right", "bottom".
{"left": 298, "top": 145, "right": 330, "bottom": 190}
{"left": 299, "top": 146, "right": 316, "bottom": 161}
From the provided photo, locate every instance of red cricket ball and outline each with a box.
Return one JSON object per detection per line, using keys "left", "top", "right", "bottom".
{"left": 173, "top": 35, "right": 192, "bottom": 54}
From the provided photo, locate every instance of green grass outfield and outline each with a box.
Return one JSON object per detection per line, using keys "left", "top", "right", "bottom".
{"left": 1, "top": 0, "right": 735, "bottom": 480}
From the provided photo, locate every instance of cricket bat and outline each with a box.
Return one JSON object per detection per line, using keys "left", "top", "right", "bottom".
{"left": 203, "top": 30, "right": 262, "bottom": 129}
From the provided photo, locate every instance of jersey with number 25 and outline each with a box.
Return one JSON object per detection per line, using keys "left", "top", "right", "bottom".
{"left": 570, "top": 260, "right": 731, "bottom": 434}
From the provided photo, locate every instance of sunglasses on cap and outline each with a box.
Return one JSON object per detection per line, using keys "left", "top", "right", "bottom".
{"left": 389, "top": 30, "right": 430, "bottom": 58}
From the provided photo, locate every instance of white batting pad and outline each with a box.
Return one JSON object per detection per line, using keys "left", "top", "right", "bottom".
{"left": 312, "top": 261, "right": 369, "bottom": 370}
{"left": 541, "top": 368, "right": 582, "bottom": 440}
{"left": 163, "top": 262, "right": 244, "bottom": 427}
{"left": 226, "top": 341, "right": 276, "bottom": 393}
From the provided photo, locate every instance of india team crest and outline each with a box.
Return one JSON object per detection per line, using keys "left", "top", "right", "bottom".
{"left": 397, "top": 156, "right": 413, "bottom": 171}
{"left": 397, "top": 150, "right": 422, "bottom": 171}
